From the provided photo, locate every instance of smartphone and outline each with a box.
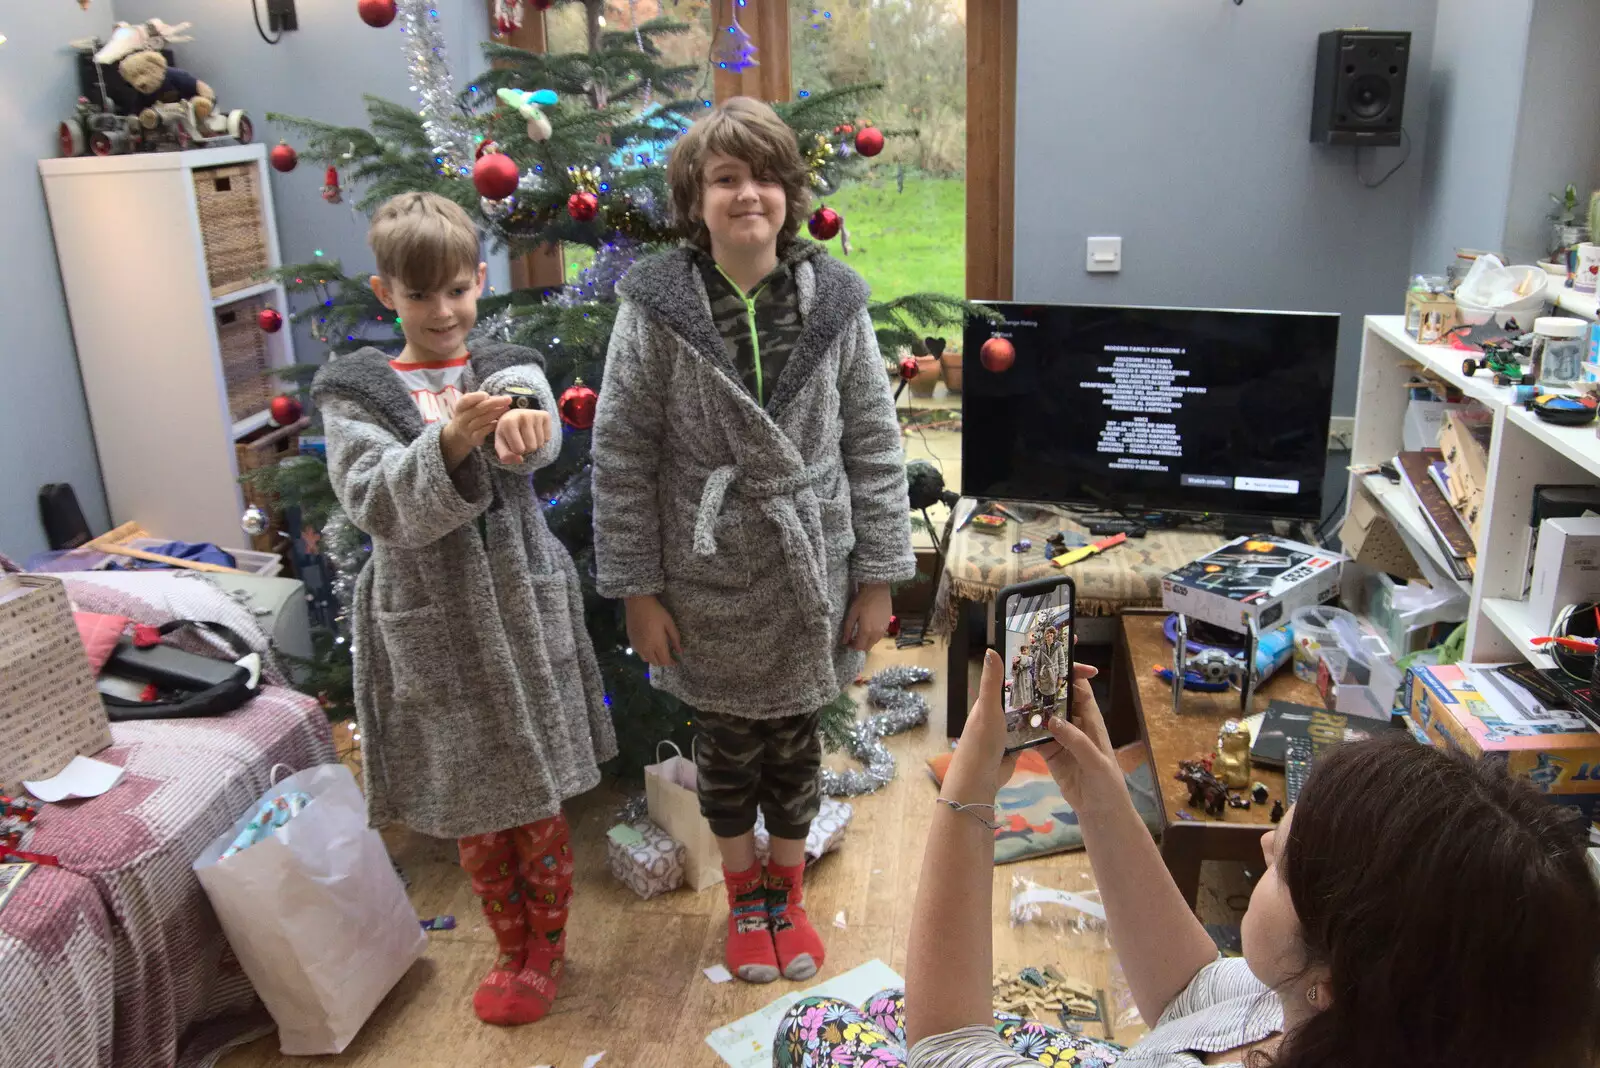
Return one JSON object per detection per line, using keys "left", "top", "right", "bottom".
{"left": 993, "top": 574, "right": 1076, "bottom": 754}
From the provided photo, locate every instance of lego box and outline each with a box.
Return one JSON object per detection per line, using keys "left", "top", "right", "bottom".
{"left": 1405, "top": 663, "right": 1600, "bottom": 826}
{"left": 1161, "top": 536, "right": 1345, "bottom": 635}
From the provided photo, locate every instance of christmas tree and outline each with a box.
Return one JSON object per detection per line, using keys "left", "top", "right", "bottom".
{"left": 249, "top": 0, "right": 978, "bottom": 774}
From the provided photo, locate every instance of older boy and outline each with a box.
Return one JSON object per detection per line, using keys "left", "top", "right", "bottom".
{"left": 313, "top": 192, "right": 616, "bottom": 1026}
{"left": 592, "top": 98, "right": 916, "bottom": 983}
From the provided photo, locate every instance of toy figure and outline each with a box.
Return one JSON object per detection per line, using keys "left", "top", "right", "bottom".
{"left": 1215, "top": 719, "right": 1252, "bottom": 789}
{"left": 1176, "top": 760, "right": 1228, "bottom": 818}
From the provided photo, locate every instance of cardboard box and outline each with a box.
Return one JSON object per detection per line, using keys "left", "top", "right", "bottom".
{"left": 1338, "top": 490, "right": 1422, "bottom": 580}
{"left": 1529, "top": 516, "right": 1600, "bottom": 633}
{"left": 1162, "top": 536, "right": 1345, "bottom": 634}
{"left": 1438, "top": 408, "right": 1491, "bottom": 544}
{"left": 1405, "top": 663, "right": 1600, "bottom": 825}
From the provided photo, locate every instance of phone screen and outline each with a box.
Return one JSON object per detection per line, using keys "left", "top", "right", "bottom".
{"left": 997, "top": 577, "right": 1075, "bottom": 753}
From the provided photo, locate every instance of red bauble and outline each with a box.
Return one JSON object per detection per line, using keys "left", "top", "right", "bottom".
{"left": 834, "top": 123, "right": 855, "bottom": 135}
{"left": 567, "top": 191, "right": 599, "bottom": 222}
{"left": 558, "top": 380, "right": 598, "bottom": 431}
{"left": 269, "top": 395, "right": 303, "bottom": 427}
{"left": 257, "top": 308, "right": 284, "bottom": 333}
{"left": 855, "top": 126, "right": 885, "bottom": 157}
{"left": 269, "top": 141, "right": 298, "bottom": 172}
{"left": 980, "top": 336, "right": 1016, "bottom": 373}
{"left": 472, "top": 151, "right": 520, "bottom": 200}
{"left": 886, "top": 614, "right": 901, "bottom": 637}
{"left": 357, "top": 0, "right": 398, "bottom": 27}
{"left": 898, "top": 355, "right": 920, "bottom": 382}
{"left": 474, "top": 138, "right": 498, "bottom": 160}
{"left": 808, "top": 205, "right": 842, "bottom": 241}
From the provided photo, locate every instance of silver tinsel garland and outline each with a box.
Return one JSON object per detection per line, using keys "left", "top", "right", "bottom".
{"left": 554, "top": 238, "right": 642, "bottom": 307}
{"left": 319, "top": 508, "right": 370, "bottom": 646}
{"left": 819, "top": 665, "right": 934, "bottom": 797}
{"left": 398, "top": 0, "right": 474, "bottom": 178}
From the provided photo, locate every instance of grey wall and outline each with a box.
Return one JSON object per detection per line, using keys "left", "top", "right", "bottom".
{"left": 115, "top": 0, "right": 504, "bottom": 362}
{"left": 1014, "top": 0, "right": 1438, "bottom": 423}
{"left": 1410, "top": 0, "right": 1534, "bottom": 274}
{"left": 1502, "top": 0, "right": 1600, "bottom": 264}
{"left": 0, "top": 2, "right": 114, "bottom": 560}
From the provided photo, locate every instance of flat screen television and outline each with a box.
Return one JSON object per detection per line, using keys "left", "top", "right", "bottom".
{"left": 961, "top": 303, "right": 1340, "bottom": 522}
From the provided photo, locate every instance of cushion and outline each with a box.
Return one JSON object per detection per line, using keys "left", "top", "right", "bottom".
{"left": 73, "top": 612, "right": 130, "bottom": 674}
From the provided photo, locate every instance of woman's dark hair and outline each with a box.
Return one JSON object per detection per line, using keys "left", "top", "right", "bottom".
{"left": 1272, "top": 733, "right": 1600, "bottom": 1067}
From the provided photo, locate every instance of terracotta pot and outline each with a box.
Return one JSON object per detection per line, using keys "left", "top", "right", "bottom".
{"left": 940, "top": 350, "right": 963, "bottom": 394}
{"left": 908, "top": 355, "right": 941, "bottom": 397}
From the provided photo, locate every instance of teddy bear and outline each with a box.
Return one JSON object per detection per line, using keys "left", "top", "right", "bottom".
{"left": 118, "top": 49, "right": 215, "bottom": 121}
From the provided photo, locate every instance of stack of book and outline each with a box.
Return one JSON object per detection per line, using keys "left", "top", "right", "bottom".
{"left": 1395, "top": 448, "right": 1476, "bottom": 580}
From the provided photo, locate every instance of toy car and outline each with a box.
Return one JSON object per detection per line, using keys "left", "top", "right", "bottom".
{"left": 1461, "top": 336, "right": 1535, "bottom": 386}
{"left": 146, "top": 99, "right": 252, "bottom": 149}
{"left": 59, "top": 97, "right": 141, "bottom": 156}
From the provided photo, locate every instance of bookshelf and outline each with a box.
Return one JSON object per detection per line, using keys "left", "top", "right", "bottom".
{"left": 1349, "top": 314, "right": 1600, "bottom": 672}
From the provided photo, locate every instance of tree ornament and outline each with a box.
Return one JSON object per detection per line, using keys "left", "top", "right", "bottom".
{"left": 496, "top": 87, "right": 558, "bottom": 142}
{"left": 475, "top": 139, "right": 499, "bottom": 160}
{"left": 493, "top": 0, "right": 522, "bottom": 34}
{"left": 269, "top": 141, "right": 298, "bottom": 172}
{"left": 472, "top": 151, "right": 519, "bottom": 200}
{"left": 240, "top": 505, "right": 269, "bottom": 537}
{"left": 320, "top": 166, "right": 342, "bottom": 204}
{"left": 558, "top": 379, "right": 598, "bottom": 430}
{"left": 712, "top": 13, "right": 759, "bottom": 73}
{"left": 269, "top": 395, "right": 303, "bottom": 427}
{"left": 357, "top": 0, "right": 398, "bottom": 28}
{"left": 855, "top": 126, "right": 885, "bottom": 158}
{"left": 898, "top": 355, "right": 920, "bottom": 381}
{"left": 886, "top": 614, "right": 901, "bottom": 637}
{"left": 980, "top": 336, "right": 1016, "bottom": 373}
{"left": 808, "top": 205, "right": 842, "bottom": 241}
{"left": 257, "top": 308, "right": 284, "bottom": 333}
{"left": 834, "top": 124, "right": 855, "bottom": 136}
{"left": 567, "top": 191, "right": 599, "bottom": 222}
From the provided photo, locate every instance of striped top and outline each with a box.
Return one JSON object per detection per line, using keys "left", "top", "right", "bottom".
{"left": 910, "top": 958, "right": 1283, "bottom": 1067}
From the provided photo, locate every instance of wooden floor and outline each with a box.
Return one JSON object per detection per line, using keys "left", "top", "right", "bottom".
{"left": 220, "top": 638, "right": 1248, "bottom": 1068}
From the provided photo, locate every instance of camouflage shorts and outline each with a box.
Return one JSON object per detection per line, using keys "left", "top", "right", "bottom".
{"left": 692, "top": 707, "right": 821, "bottom": 840}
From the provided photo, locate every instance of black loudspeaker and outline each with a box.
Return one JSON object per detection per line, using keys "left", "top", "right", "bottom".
{"left": 1311, "top": 30, "right": 1411, "bottom": 147}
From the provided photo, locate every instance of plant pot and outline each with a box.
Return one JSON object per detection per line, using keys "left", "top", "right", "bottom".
{"left": 909, "top": 355, "right": 941, "bottom": 398}
{"left": 940, "top": 350, "right": 963, "bottom": 394}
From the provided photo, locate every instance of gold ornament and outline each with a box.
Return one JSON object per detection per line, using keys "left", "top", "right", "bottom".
{"left": 1215, "top": 719, "right": 1252, "bottom": 789}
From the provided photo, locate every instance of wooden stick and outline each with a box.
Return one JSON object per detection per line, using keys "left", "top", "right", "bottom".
{"left": 80, "top": 522, "right": 248, "bottom": 574}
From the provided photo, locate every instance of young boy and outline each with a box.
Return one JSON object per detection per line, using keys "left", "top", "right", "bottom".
{"left": 312, "top": 192, "right": 616, "bottom": 1026}
{"left": 591, "top": 98, "right": 916, "bottom": 983}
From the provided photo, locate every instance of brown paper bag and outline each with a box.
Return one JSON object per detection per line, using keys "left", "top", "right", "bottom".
{"left": 0, "top": 574, "right": 113, "bottom": 794}
{"left": 643, "top": 741, "right": 723, "bottom": 891}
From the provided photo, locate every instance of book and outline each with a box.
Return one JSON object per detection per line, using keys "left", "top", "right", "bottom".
{"left": 1395, "top": 450, "right": 1475, "bottom": 579}
{"left": 1249, "top": 700, "right": 1377, "bottom": 768}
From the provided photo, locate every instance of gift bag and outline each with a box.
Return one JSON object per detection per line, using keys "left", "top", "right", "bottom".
{"left": 606, "top": 819, "right": 686, "bottom": 899}
{"left": 755, "top": 797, "right": 853, "bottom": 866}
{"left": 0, "top": 574, "right": 111, "bottom": 794}
{"left": 644, "top": 741, "right": 723, "bottom": 890}
{"left": 193, "top": 763, "right": 425, "bottom": 1055}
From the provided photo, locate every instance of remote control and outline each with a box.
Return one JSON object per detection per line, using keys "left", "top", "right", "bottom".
{"left": 1087, "top": 520, "right": 1147, "bottom": 538}
{"left": 1284, "top": 735, "right": 1312, "bottom": 806}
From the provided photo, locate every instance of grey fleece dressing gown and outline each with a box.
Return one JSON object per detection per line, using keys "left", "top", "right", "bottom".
{"left": 313, "top": 342, "right": 617, "bottom": 839}
{"left": 591, "top": 243, "right": 917, "bottom": 719}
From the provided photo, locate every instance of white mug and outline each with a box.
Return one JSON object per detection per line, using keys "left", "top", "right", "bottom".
{"left": 1574, "top": 243, "right": 1600, "bottom": 294}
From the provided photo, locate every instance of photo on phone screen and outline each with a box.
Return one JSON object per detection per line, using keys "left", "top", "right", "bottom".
{"left": 995, "top": 576, "right": 1075, "bottom": 753}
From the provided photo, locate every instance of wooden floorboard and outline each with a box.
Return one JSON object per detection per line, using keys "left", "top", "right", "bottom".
{"left": 220, "top": 637, "right": 1248, "bottom": 1067}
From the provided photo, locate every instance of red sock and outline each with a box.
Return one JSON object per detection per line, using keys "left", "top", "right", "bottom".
{"left": 724, "top": 863, "right": 779, "bottom": 983}
{"left": 458, "top": 830, "right": 551, "bottom": 1026}
{"left": 511, "top": 814, "right": 573, "bottom": 1023}
{"left": 766, "top": 861, "right": 825, "bottom": 980}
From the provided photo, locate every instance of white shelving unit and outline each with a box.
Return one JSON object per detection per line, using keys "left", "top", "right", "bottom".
{"left": 1349, "top": 312, "right": 1600, "bottom": 672}
{"left": 39, "top": 144, "right": 293, "bottom": 550}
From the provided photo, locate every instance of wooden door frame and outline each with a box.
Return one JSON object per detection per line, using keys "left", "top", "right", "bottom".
{"left": 491, "top": 0, "right": 1015, "bottom": 299}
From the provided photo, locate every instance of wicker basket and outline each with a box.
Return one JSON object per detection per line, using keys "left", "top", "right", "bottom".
{"left": 217, "top": 298, "right": 273, "bottom": 425}
{"left": 236, "top": 417, "right": 308, "bottom": 559}
{"left": 193, "top": 164, "right": 269, "bottom": 297}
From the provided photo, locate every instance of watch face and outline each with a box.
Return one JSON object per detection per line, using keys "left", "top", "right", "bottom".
{"left": 1003, "top": 587, "right": 1073, "bottom": 749}
{"left": 502, "top": 385, "right": 537, "bottom": 409}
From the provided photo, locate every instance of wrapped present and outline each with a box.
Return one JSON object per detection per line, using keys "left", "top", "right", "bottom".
{"left": 754, "top": 797, "right": 853, "bottom": 866}
{"left": 221, "top": 790, "right": 312, "bottom": 858}
{"left": 606, "top": 819, "right": 685, "bottom": 900}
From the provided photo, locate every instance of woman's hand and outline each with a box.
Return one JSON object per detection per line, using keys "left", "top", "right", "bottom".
{"left": 942, "top": 649, "right": 1019, "bottom": 804}
{"left": 1037, "top": 665, "right": 1126, "bottom": 815}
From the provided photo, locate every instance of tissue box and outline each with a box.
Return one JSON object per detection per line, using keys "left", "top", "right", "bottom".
{"left": 1162, "top": 536, "right": 1345, "bottom": 634}
{"left": 606, "top": 820, "right": 685, "bottom": 900}
{"left": 754, "top": 797, "right": 853, "bottom": 866}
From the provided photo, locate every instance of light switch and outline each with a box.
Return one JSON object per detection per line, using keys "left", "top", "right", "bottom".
{"left": 1086, "top": 236, "right": 1122, "bottom": 273}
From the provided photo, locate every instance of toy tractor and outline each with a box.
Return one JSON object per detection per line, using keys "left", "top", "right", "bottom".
{"left": 1461, "top": 335, "right": 1536, "bottom": 386}
{"left": 59, "top": 97, "right": 141, "bottom": 156}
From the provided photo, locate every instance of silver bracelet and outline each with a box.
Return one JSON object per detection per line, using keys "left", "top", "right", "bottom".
{"left": 936, "top": 797, "right": 1000, "bottom": 830}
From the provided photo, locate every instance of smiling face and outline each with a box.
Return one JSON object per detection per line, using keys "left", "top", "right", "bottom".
{"left": 699, "top": 151, "right": 787, "bottom": 258}
{"left": 371, "top": 262, "right": 487, "bottom": 364}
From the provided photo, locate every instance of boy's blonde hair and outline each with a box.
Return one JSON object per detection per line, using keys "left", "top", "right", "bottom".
{"left": 667, "top": 96, "right": 810, "bottom": 250}
{"left": 368, "top": 191, "right": 480, "bottom": 292}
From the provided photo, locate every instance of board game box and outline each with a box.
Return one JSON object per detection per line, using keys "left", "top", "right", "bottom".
{"left": 1161, "top": 536, "right": 1345, "bottom": 634}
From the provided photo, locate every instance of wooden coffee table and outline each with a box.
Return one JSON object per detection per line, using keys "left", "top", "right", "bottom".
{"left": 1113, "top": 608, "right": 1321, "bottom": 909}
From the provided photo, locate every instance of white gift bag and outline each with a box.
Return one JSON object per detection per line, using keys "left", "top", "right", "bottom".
{"left": 644, "top": 741, "right": 725, "bottom": 890}
{"left": 193, "top": 763, "right": 425, "bottom": 1055}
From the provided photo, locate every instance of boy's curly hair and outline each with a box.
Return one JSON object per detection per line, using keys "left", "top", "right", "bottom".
{"left": 368, "top": 191, "right": 480, "bottom": 292}
{"left": 667, "top": 96, "right": 811, "bottom": 250}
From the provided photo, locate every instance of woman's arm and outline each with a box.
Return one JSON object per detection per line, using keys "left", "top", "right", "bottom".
{"left": 905, "top": 650, "right": 1024, "bottom": 1046}
{"left": 1040, "top": 675, "right": 1218, "bottom": 1026}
